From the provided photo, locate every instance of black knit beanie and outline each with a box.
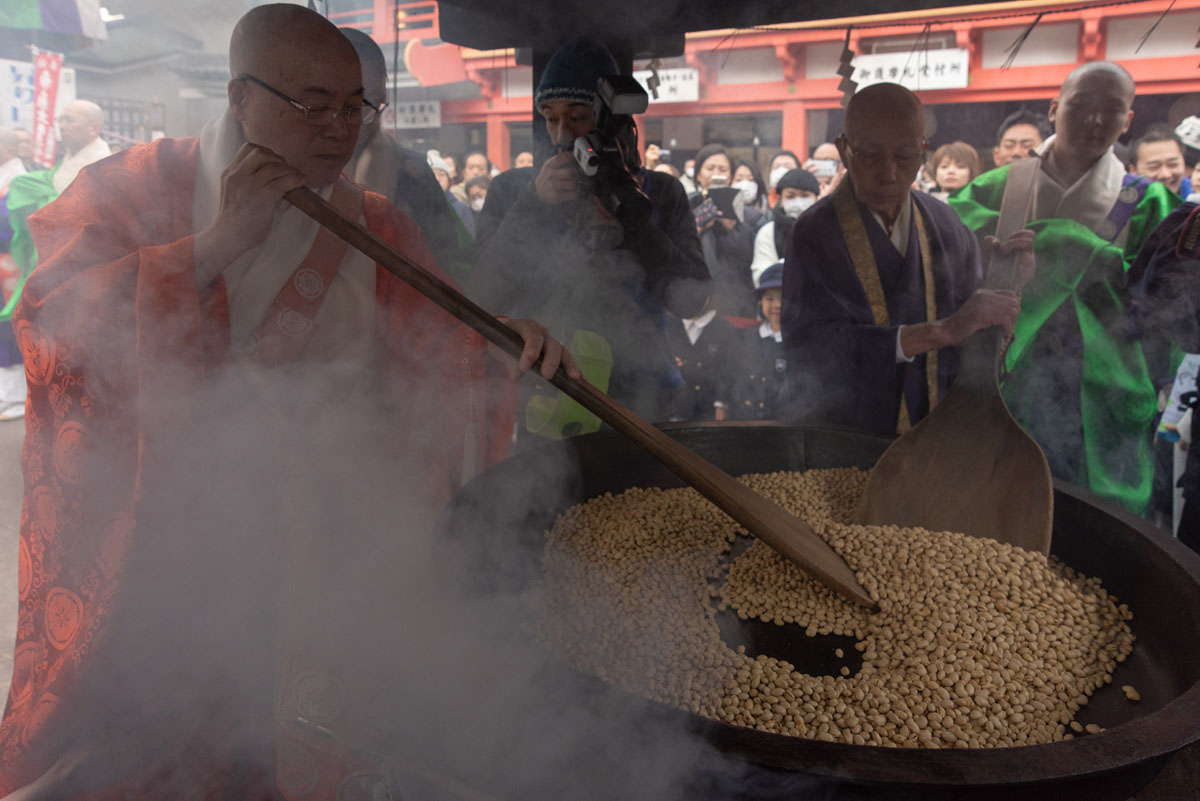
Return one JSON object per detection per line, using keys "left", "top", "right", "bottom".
{"left": 775, "top": 168, "right": 820, "bottom": 195}
{"left": 535, "top": 36, "right": 619, "bottom": 108}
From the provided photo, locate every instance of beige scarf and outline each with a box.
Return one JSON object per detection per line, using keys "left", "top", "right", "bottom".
{"left": 192, "top": 111, "right": 377, "bottom": 374}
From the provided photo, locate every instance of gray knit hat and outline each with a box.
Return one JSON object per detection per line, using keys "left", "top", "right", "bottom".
{"left": 535, "top": 36, "right": 619, "bottom": 108}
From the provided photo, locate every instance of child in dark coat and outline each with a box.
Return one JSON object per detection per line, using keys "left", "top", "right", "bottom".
{"left": 667, "top": 299, "right": 740, "bottom": 421}
{"left": 732, "top": 262, "right": 787, "bottom": 420}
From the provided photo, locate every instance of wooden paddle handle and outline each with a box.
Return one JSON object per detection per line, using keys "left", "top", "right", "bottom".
{"left": 957, "top": 242, "right": 1017, "bottom": 395}
{"left": 284, "top": 186, "right": 875, "bottom": 608}
{"left": 988, "top": 155, "right": 1039, "bottom": 292}
{"left": 956, "top": 156, "right": 1040, "bottom": 395}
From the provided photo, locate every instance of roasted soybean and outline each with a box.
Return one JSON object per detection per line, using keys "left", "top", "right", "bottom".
{"left": 538, "top": 469, "right": 1134, "bottom": 748}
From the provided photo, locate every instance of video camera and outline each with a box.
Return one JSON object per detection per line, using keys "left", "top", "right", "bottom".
{"left": 569, "top": 75, "right": 652, "bottom": 230}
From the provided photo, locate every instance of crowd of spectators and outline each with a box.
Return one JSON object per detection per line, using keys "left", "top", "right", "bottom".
{"left": 387, "top": 83, "right": 1200, "bottom": 539}
{"left": 571, "top": 71, "right": 1200, "bottom": 545}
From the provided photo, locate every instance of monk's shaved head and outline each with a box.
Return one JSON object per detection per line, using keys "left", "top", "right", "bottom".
{"left": 63, "top": 100, "right": 103, "bottom": 127}
{"left": 1048, "top": 59, "right": 1135, "bottom": 167}
{"left": 229, "top": 3, "right": 360, "bottom": 83}
{"left": 844, "top": 83, "right": 924, "bottom": 142}
{"left": 837, "top": 83, "right": 928, "bottom": 224}
{"left": 340, "top": 26, "right": 385, "bottom": 75}
{"left": 58, "top": 99, "right": 104, "bottom": 153}
{"left": 226, "top": 3, "right": 366, "bottom": 188}
{"left": 0, "top": 128, "right": 19, "bottom": 152}
{"left": 340, "top": 26, "right": 387, "bottom": 107}
{"left": 1060, "top": 60, "right": 1135, "bottom": 104}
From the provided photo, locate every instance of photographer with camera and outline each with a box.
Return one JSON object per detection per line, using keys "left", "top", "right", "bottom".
{"left": 475, "top": 37, "right": 711, "bottom": 426}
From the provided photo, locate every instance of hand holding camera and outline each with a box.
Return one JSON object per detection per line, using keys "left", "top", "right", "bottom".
{"left": 535, "top": 151, "right": 580, "bottom": 206}
{"left": 805, "top": 158, "right": 839, "bottom": 181}
{"left": 692, "top": 187, "right": 740, "bottom": 233}
{"left": 566, "top": 75, "right": 653, "bottom": 231}
{"left": 692, "top": 198, "right": 720, "bottom": 232}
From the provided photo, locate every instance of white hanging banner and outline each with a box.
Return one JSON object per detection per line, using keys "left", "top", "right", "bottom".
{"left": 852, "top": 49, "right": 969, "bottom": 92}
{"left": 386, "top": 100, "right": 441, "bottom": 130}
{"left": 632, "top": 68, "right": 700, "bottom": 104}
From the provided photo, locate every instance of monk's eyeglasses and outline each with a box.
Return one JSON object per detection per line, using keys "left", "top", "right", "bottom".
{"left": 237, "top": 74, "right": 382, "bottom": 127}
{"left": 843, "top": 142, "right": 927, "bottom": 171}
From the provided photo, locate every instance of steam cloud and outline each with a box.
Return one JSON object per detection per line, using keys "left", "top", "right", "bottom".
{"left": 12, "top": 265, "right": 839, "bottom": 800}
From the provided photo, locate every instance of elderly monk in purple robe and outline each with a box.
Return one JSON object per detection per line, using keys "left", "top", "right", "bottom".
{"left": 781, "top": 83, "right": 1029, "bottom": 436}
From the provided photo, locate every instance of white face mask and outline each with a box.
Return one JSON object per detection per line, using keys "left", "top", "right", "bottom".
{"left": 684, "top": 166, "right": 695, "bottom": 179}
{"left": 768, "top": 165, "right": 790, "bottom": 189}
{"left": 708, "top": 173, "right": 729, "bottom": 188}
{"left": 781, "top": 196, "right": 815, "bottom": 219}
{"left": 470, "top": 197, "right": 485, "bottom": 212}
{"left": 733, "top": 180, "right": 758, "bottom": 205}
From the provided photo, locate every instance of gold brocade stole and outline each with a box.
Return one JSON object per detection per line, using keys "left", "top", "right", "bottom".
{"left": 832, "top": 180, "right": 938, "bottom": 433}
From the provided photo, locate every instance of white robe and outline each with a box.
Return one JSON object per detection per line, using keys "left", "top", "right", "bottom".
{"left": 51, "top": 136, "right": 111, "bottom": 194}
{"left": 1032, "top": 135, "right": 1131, "bottom": 245}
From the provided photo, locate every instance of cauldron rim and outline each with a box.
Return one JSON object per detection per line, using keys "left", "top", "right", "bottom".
{"left": 442, "top": 423, "right": 1200, "bottom": 791}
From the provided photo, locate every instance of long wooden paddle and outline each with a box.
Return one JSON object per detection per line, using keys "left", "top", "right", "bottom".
{"left": 856, "top": 160, "right": 1054, "bottom": 554}
{"left": 284, "top": 187, "right": 875, "bottom": 608}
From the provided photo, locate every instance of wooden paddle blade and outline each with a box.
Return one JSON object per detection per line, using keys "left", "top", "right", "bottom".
{"left": 707, "top": 469, "right": 878, "bottom": 609}
{"left": 857, "top": 388, "right": 1053, "bottom": 555}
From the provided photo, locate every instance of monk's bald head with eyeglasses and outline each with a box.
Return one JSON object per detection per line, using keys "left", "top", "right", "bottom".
{"left": 837, "top": 83, "right": 928, "bottom": 227}
{"left": 227, "top": 3, "right": 367, "bottom": 188}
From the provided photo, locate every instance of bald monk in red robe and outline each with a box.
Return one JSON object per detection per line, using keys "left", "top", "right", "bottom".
{"left": 0, "top": 5, "right": 577, "bottom": 799}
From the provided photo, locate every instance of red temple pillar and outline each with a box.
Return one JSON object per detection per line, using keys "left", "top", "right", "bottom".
{"left": 487, "top": 115, "right": 510, "bottom": 173}
{"left": 782, "top": 99, "right": 809, "bottom": 160}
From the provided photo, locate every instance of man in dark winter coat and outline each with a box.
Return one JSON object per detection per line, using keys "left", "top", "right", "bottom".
{"left": 474, "top": 37, "right": 711, "bottom": 424}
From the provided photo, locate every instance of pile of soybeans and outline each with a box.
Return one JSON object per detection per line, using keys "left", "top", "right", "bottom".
{"left": 537, "top": 468, "right": 1135, "bottom": 748}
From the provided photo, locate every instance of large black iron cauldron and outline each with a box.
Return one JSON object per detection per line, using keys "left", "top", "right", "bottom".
{"left": 437, "top": 424, "right": 1200, "bottom": 800}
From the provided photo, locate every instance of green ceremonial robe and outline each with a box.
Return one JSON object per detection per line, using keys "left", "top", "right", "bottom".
{"left": 1, "top": 166, "right": 58, "bottom": 322}
{"left": 950, "top": 165, "right": 1178, "bottom": 515}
